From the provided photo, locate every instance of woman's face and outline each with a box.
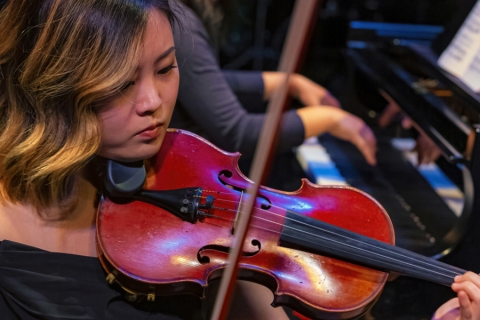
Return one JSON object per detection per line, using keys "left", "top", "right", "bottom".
{"left": 97, "top": 9, "right": 179, "bottom": 162}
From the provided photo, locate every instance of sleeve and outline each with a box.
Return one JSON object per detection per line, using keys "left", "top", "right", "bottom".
{"left": 172, "top": 5, "right": 305, "bottom": 158}
{"left": 221, "top": 70, "right": 266, "bottom": 113}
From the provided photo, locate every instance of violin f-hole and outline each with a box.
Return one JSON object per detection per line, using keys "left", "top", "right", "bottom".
{"left": 196, "top": 240, "right": 261, "bottom": 264}
{"left": 218, "top": 170, "right": 272, "bottom": 210}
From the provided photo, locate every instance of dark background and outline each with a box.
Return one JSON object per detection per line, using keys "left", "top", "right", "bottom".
{"left": 218, "top": 0, "right": 459, "bottom": 72}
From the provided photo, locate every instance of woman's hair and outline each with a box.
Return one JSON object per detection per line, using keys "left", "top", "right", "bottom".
{"left": 0, "top": 0, "right": 176, "bottom": 219}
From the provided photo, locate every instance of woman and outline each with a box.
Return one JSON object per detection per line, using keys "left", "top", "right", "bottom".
{"left": 0, "top": 0, "right": 195, "bottom": 319}
{"left": 0, "top": 0, "right": 292, "bottom": 319}
{"left": 172, "top": 0, "right": 377, "bottom": 166}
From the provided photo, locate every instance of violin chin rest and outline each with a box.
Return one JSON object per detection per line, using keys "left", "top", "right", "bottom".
{"left": 104, "top": 159, "right": 146, "bottom": 196}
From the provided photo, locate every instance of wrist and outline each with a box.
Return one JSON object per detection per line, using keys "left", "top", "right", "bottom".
{"left": 288, "top": 73, "right": 302, "bottom": 99}
{"left": 296, "top": 105, "right": 342, "bottom": 138}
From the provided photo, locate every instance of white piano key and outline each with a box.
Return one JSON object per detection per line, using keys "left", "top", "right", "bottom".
{"left": 296, "top": 137, "right": 464, "bottom": 216}
{"left": 296, "top": 139, "right": 347, "bottom": 186}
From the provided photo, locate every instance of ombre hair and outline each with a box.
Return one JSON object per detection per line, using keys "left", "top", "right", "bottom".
{"left": 0, "top": 0, "right": 176, "bottom": 219}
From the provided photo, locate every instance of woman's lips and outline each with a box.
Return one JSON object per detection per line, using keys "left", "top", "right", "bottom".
{"left": 137, "top": 124, "right": 162, "bottom": 139}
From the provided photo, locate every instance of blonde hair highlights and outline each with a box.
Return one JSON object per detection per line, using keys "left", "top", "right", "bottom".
{"left": 0, "top": 0, "right": 159, "bottom": 219}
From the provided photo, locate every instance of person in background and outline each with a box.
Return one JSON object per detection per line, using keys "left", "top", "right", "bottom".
{"left": 378, "top": 96, "right": 442, "bottom": 165}
{"left": 172, "top": 0, "right": 378, "bottom": 166}
{"left": 173, "top": 1, "right": 475, "bottom": 320}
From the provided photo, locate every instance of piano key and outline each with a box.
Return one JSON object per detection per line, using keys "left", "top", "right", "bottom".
{"left": 391, "top": 141, "right": 464, "bottom": 217}
{"left": 296, "top": 134, "right": 463, "bottom": 256}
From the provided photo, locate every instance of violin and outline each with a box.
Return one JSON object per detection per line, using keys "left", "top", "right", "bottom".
{"left": 96, "top": 129, "right": 466, "bottom": 320}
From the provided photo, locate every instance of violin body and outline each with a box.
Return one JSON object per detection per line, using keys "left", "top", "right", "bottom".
{"left": 97, "top": 129, "right": 395, "bottom": 319}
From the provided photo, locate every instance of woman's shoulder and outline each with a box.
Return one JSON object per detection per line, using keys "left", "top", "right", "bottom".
{"left": 0, "top": 202, "right": 44, "bottom": 250}
{"left": 0, "top": 200, "right": 98, "bottom": 257}
{"left": 0, "top": 201, "right": 31, "bottom": 242}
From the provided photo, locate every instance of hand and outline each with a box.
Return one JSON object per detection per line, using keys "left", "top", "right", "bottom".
{"left": 452, "top": 272, "right": 480, "bottom": 320}
{"left": 378, "top": 101, "right": 412, "bottom": 129}
{"left": 297, "top": 106, "right": 377, "bottom": 166}
{"left": 415, "top": 133, "right": 442, "bottom": 165}
{"left": 379, "top": 100, "right": 441, "bottom": 165}
{"left": 328, "top": 109, "right": 377, "bottom": 166}
{"left": 289, "top": 74, "right": 341, "bottom": 108}
{"left": 433, "top": 272, "right": 480, "bottom": 320}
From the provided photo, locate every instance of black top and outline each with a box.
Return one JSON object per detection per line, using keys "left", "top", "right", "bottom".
{"left": 171, "top": 4, "right": 305, "bottom": 158}
{"left": 0, "top": 240, "right": 202, "bottom": 320}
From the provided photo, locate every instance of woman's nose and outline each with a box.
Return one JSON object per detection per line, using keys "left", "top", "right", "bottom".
{"left": 136, "top": 79, "right": 162, "bottom": 115}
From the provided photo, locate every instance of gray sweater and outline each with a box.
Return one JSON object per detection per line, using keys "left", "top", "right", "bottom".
{"left": 171, "top": 4, "right": 305, "bottom": 158}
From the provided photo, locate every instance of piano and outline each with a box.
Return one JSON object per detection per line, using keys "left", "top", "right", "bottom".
{"left": 290, "top": 2, "right": 480, "bottom": 316}
{"left": 299, "top": 0, "right": 480, "bottom": 270}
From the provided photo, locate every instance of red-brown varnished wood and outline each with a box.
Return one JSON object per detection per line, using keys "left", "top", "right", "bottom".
{"left": 96, "top": 129, "right": 394, "bottom": 319}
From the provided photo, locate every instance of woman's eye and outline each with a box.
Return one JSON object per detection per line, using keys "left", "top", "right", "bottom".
{"left": 120, "top": 81, "right": 135, "bottom": 91}
{"left": 158, "top": 65, "right": 177, "bottom": 75}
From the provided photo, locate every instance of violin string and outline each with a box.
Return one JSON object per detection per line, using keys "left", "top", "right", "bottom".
{"left": 202, "top": 210, "right": 459, "bottom": 280}
{"left": 202, "top": 193, "right": 459, "bottom": 278}
{"left": 199, "top": 193, "right": 460, "bottom": 279}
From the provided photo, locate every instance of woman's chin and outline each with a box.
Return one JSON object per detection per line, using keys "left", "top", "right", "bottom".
{"left": 99, "top": 144, "right": 162, "bottom": 163}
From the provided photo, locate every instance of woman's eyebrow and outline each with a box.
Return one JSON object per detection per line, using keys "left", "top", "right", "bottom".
{"left": 155, "top": 46, "right": 176, "bottom": 64}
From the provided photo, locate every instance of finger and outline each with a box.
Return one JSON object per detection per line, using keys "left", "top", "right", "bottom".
{"left": 401, "top": 116, "right": 413, "bottom": 129}
{"left": 418, "top": 149, "right": 433, "bottom": 165}
{"left": 378, "top": 102, "right": 400, "bottom": 127}
{"left": 452, "top": 281, "right": 480, "bottom": 306}
{"left": 418, "top": 153, "right": 425, "bottom": 166}
{"left": 355, "top": 139, "right": 377, "bottom": 166}
{"left": 424, "top": 149, "right": 439, "bottom": 165}
{"left": 432, "top": 148, "right": 442, "bottom": 163}
{"left": 456, "top": 272, "right": 480, "bottom": 288}
{"left": 414, "top": 135, "right": 442, "bottom": 165}
{"left": 458, "top": 290, "right": 473, "bottom": 320}
{"left": 352, "top": 126, "right": 377, "bottom": 166}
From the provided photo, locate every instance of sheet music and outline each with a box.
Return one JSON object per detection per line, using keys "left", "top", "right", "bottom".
{"left": 438, "top": 0, "right": 480, "bottom": 92}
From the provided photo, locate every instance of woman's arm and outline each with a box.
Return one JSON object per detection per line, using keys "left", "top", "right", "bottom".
{"left": 221, "top": 70, "right": 267, "bottom": 114}
{"left": 173, "top": 5, "right": 304, "bottom": 157}
{"left": 262, "top": 72, "right": 341, "bottom": 108}
{"left": 173, "top": 3, "right": 375, "bottom": 164}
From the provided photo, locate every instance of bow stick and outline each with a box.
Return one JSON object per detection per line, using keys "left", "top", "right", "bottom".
{"left": 210, "top": 0, "right": 320, "bottom": 318}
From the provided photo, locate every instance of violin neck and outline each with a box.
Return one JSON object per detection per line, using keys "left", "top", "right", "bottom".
{"left": 279, "top": 211, "right": 465, "bottom": 286}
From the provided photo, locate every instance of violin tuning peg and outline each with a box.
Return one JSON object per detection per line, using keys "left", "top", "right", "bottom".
{"left": 123, "top": 292, "right": 137, "bottom": 302}
{"left": 120, "top": 286, "right": 138, "bottom": 302}
{"left": 147, "top": 293, "right": 155, "bottom": 302}
{"left": 106, "top": 273, "right": 116, "bottom": 285}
